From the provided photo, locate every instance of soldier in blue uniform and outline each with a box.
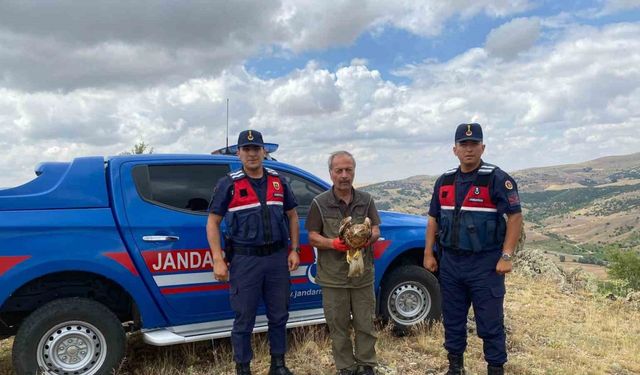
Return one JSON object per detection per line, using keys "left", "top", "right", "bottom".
{"left": 423, "top": 123, "right": 523, "bottom": 375}
{"left": 207, "top": 130, "right": 301, "bottom": 375}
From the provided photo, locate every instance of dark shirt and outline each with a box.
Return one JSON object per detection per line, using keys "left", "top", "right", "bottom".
{"left": 428, "top": 164, "right": 521, "bottom": 218}
{"left": 208, "top": 169, "right": 298, "bottom": 216}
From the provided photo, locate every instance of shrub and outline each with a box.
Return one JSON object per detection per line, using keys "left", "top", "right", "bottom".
{"left": 606, "top": 249, "right": 640, "bottom": 291}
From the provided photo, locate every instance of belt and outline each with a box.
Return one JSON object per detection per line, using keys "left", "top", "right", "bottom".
{"left": 443, "top": 248, "right": 500, "bottom": 256}
{"left": 444, "top": 248, "right": 474, "bottom": 256}
{"left": 233, "top": 242, "right": 285, "bottom": 256}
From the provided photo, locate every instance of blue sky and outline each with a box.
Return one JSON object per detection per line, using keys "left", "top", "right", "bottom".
{"left": 0, "top": 0, "right": 639, "bottom": 186}
{"left": 246, "top": 1, "right": 640, "bottom": 85}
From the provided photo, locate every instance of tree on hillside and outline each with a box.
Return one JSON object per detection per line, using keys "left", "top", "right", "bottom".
{"left": 120, "top": 141, "right": 154, "bottom": 155}
{"left": 606, "top": 248, "right": 640, "bottom": 291}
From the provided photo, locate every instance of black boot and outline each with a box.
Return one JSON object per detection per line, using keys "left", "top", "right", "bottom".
{"left": 487, "top": 365, "right": 504, "bottom": 375}
{"left": 269, "top": 354, "right": 294, "bottom": 375}
{"left": 235, "top": 362, "right": 252, "bottom": 375}
{"left": 446, "top": 353, "right": 465, "bottom": 375}
{"left": 355, "top": 365, "right": 375, "bottom": 375}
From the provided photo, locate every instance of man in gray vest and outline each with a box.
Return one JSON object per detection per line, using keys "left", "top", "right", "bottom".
{"left": 305, "top": 151, "right": 381, "bottom": 375}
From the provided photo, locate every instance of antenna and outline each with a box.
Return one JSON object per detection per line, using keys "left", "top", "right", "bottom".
{"left": 225, "top": 98, "right": 229, "bottom": 151}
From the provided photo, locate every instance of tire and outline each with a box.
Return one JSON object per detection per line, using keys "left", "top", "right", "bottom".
{"left": 12, "top": 297, "right": 126, "bottom": 375}
{"left": 380, "top": 265, "right": 442, "bottom": 330}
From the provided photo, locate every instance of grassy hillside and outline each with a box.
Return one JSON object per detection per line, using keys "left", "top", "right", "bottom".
{"left": 522, "top": 184, "right": 640, "bottom": 256}
{"left": 1, "top": 254, "right": 638, "bottom": 374}
{"left": 363, "top": 175, "right": 436, "bottom": 216}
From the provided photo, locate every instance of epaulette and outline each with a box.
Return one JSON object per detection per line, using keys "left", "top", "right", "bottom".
{"left": 228, "top": 169, "right": 246, "bottom": 181}
{"left": 265, "top": 167, "right": 279, "bottom": 176}
{"left": 478, "top": 163, "right": 498, "bottom": 175}
{"left": 476, "top": 163, "right": 499, "bottom": 187}
{"left": 442, "top": 168, "right": 458, "bottom": 185}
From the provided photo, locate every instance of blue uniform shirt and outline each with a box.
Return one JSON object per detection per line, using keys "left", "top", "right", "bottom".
{"left": 428, "top": 164, "right": 521, "bottom": 218}
{"left": 208, "top": 170, "right": 298, "bottom": 216}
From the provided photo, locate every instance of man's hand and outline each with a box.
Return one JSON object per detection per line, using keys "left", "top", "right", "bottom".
{"left": 332, "top": 238, "right": 349, "bottom": 252}
{"left": 213, "top": 260, "right": 229, "bottom": 282}
{"left": 423, "top": 253, "right": 438, "bottom": 272}
{"left": 288, "top": 251, "right": 300, "bottom": 271}
{"left": 496, "top": 258, "right": 513, "bottom": 275}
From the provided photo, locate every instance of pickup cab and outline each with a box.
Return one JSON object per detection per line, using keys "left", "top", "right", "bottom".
{"left": 0, "top": 154, "right": 440, "bottom": 375}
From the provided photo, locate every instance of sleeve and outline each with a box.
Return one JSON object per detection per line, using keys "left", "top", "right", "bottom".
{"left": 427, "top": 176, "right": 442, "bottom": 218}
{"left": 208, "top": 176, "right": 233, "bottom": 216}
{"left": 491, "top": 171, "right": 522, "bottom": 215}
{"left": 367, "top": 197, "right": 381, "bottom": 226}
{"left": 304, "top": 199, "right": 323, "bottom": 233}
{"left": 282, "top": 178, "right": 298, "bottom": 211}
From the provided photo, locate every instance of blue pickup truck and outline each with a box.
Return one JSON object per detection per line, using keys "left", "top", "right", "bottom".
{"left": 0, "top": 154, "right": 440, "bottom": 375}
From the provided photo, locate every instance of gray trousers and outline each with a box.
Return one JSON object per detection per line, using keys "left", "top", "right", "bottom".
{"left": 322, "top": 284, "right": 378, "bottom": 370}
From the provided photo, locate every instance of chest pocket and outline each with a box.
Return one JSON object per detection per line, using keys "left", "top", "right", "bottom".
{"left": 348, "top": 203, "right": 368, "bottom": 223}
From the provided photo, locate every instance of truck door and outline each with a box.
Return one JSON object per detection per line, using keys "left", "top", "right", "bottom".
{"left": 273, "top": 168, "right": 328, "bottom": 311}
{"left": 117, "top": 160, "right": 233, "bottom": 325}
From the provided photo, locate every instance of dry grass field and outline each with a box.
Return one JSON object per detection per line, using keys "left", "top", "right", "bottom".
{"left": 1, "top": 270, "right": 638, "bottom": 375}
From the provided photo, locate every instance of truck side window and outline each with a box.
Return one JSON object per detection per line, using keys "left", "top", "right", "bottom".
{"left": 277, "top": 171, "right": 327, "bottom": 217}
{"left": 132, "top": 164, "right": 230, "bottom": 214}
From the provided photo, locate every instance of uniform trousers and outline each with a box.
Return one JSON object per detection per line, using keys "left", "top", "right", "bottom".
{"left": 228, "top": 249, "right": 290, "bottom": 363}
{"left": 322, "top": 284, "right": 377, "bottom": 371}
{"left": 439, "top": 249, "right": 507, "bottom": 366}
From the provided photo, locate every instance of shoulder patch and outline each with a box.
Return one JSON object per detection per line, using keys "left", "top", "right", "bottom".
{"left": 505, "top": 180, "right": 514, "bottom": 190}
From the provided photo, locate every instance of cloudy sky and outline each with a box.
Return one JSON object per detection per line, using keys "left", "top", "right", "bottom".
{"left": 1, "top": 0, "right": 639, "bottom": 187}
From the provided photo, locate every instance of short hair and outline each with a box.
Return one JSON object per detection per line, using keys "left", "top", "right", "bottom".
{"left": 328, "top": 151, "right": 356, "bottom": 171}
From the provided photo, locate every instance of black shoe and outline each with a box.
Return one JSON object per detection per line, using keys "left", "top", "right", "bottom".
{"left": 487, "top": 365, "right": 504, "bottom": 375}
{"left": 269, "top": 354, "right": 294, "bottom": 375}
{"left": 337, "top": 369, "right": 354, "bottom": 375}
{"left": 235, "top": 362, "right": 252, "bottom": 375}
{"left": 446, "top": 353, "right": 465, "bottom": 375}
{"left": 356, "top": 365, "right": 375, "bottom": 375}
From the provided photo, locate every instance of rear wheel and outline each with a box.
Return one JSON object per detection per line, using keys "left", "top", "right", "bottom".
{"left": 380, "top": 265, "right": 442, "bottom": 330}
{"left": 12, "top": 297, "right": 125, "bottom": 375}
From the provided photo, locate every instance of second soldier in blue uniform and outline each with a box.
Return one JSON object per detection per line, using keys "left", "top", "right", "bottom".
{"left": 207, "top": 130, "right": 300, "bottom": 375}
{"left": 424, "top": 123, "right": 523, "bottom": 375}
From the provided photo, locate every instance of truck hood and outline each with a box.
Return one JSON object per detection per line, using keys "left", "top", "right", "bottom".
{"left": 378, "top": 210, "right": 427, "bottom": 228}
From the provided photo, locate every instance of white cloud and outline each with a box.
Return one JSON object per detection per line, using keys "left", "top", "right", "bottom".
{"left": 0, "top": 1, "right": 534, "bottom": 91}
{"left": 485, "top": 18, "right": 541, "bottom": 59}
{"left": 598, "top": 0, "right": 640, "bottom": 15}
{"left": 267, "top": 65, "right": 342, "bottom": 116}
{"left": 1, "top": 12, "right": 639, "bottom": 187}
{"left": 396, "top": 22, "right": 640, "bottom": 175}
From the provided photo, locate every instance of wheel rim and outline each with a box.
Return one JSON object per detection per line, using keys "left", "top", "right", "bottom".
{"left": 36, "top": 320, "right": 107, "bottom": 375}
{"left": 387, "top": 281, "right": 432, "bottom": 325}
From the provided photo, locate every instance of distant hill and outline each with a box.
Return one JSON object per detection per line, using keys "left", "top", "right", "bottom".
{"left": 361, "top": 152, "right": 640, "bottom": 256}
{"left": 512, "top": 152, "right": 640, "bottom": 193}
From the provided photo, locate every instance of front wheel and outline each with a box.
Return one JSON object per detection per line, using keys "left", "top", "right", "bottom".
{"left": 380, "top": 265, "right": 442, "bottom": 330}
{"left": 12, "top": 297, "right": 126, "bottom": 375}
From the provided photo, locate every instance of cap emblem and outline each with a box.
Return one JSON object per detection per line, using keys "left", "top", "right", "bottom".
{"left": 465, "top": 124, "right": 473, "bottom": 136}
{"left": 247, "top": 131, "right": 254, "bottom": 141}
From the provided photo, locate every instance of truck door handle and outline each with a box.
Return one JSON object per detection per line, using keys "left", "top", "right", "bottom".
{"left": 142, "top": 235, "right": 180, "bottom": 242}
